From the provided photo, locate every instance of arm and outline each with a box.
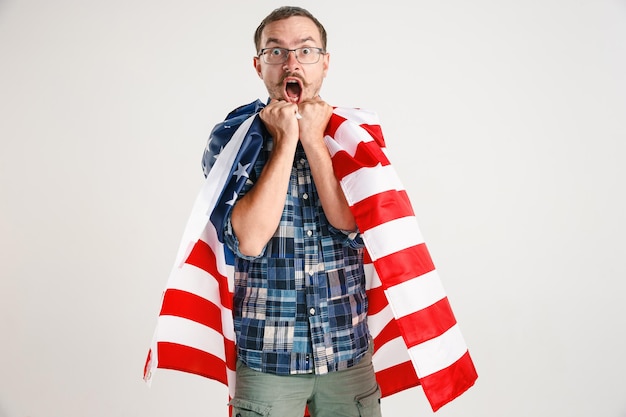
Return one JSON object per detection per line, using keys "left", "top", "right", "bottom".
{"left": 229, "top": 100, "right": 299, "bottom": 257}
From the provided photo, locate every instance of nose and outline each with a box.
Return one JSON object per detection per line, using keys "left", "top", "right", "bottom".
{"left": 282, "top": 50, "right": 300, "bottom": 71}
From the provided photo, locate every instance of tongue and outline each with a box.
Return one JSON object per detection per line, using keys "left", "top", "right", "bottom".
{"left": 286, "top": 83, "right": 301, "bottom": 101}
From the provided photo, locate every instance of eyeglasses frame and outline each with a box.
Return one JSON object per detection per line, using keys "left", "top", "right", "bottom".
{"left": 257, "top": 47, "right": 326, "bottom": 64}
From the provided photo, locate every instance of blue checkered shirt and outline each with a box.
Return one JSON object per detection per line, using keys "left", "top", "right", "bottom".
{"left": 223, "top": 139, "right": 371, "bottom": 376}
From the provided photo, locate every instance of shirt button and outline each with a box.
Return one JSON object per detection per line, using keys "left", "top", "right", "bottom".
{"left": 307, "top": 230, "right": 313, "bottom": 237}
{"left": 308, "top": 269, "right": 314, "bottom": 276}
{"left": 300, "top": 158, "right": 306, "bottom": 165}
{"left": 309, "top": 308, "right": 316, "bottom": 315}
{"left": 302, "top": 193, "right": 308, "bottom": 200}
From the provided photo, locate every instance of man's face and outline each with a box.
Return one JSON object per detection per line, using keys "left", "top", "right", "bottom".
{"left": 254, "top": 16, "right": 329, "bottom": 104}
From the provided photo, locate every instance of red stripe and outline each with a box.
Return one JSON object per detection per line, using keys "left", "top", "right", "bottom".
{"left": 184, "top": 239, "right": 233, "bottom": 310}
{"left": 159, "top": 289, "right": 224, "bottom": 333}
{"left": 375, "top": 361, "right": 420, "bottom": 398}
{"left": 157, "top": 342, "right": 228, "bottom": 385}
{"left": 331, "top": 141, "right": 389, "bottom": 179}
{"left": 325, "top": 113, "right": 346, "bottom": 137}
{"left": 366, "top": 285, "right": 388, "bottom": 315}
{"left": 419, "top": 351, "right": 478, "bottom": 412}
{"left": 373, "top": 243, "right": 435, "bottom": 288}
{"left": 360, "top": 124, "right": 386, "bottom": 148}
{"left": 351, "top": 190, "right": 415, "bottom": 232}
{"left": 372, "top": 321, "right": 402, "bottom": 355}
{"left": 395, "top": 297, "right": 457, "bottom": 347}
{"left": 351, "top": 139, "right": 389, "bottom": 167}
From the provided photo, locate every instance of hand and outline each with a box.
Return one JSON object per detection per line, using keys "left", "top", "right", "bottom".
{"left": 259, "top": 99, "right": 300, "bottom": 147}
{"left": 297, "top": 97, "right": 333, "bottom": 146}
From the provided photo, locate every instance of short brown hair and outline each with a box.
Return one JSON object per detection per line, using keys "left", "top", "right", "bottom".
{"left": 254, "top": 6, "right": 327, "bottom": 53}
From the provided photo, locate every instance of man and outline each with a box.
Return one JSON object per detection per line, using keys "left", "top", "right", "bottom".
{"left": 144, "top": 5, "right": 477, "bottom": 416}
{"left": 220, "top": 6, "right": 382, "bottom": 417}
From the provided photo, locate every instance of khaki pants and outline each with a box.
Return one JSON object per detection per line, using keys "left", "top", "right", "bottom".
{"left": 229, "top": 348, "right": 382, "bottom": 417}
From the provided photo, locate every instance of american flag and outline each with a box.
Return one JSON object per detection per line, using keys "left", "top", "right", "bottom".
{"left": 144, "top": 100, "right": 477, "bottom": 413}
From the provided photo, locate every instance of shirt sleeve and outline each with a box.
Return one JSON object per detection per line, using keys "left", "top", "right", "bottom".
{"left": 222, "top": 211, "right": 268, "bottom": 260}
{"left": 327, "top": 224, "right": 365, "bottom": 249}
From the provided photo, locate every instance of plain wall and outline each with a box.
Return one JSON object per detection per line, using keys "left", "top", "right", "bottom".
{"left": 1, "top": 1, "right": 625, "bottom": 416}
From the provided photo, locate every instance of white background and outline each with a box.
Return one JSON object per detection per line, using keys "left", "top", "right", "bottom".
{"left": 1, "top": 1, "right": 625, "bottom": 416}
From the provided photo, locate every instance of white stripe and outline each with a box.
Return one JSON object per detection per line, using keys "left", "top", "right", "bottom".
{"left": 156, "top": 315, "right": 227, "bottom": 359}
{"left": 367, "top": 304, "right": 395, "bottom": 338}
{"left": 340, "top": 164, "right": 405, "bottom": 206}
{"left": 372, "top": 336, "right": 410, "bottom": 372}
{"left": 168, "top": 264, "right": 220, "bottom": 304}
{"left": 327, "top": 120, "right": 375, "bottom": 156}
{"left": 362, "top": 216, "right": 424, "bottom": 261}
{"left": 227, "top": 368, "right": 237, "bottom": 399}
{"left": 384, "top": 270, "right": 446, "bottom": 318}
{"left": 223, "top": 263, "right": 235, "bottom": 293}
{"left": 221, "top": 307, "right": 235, "bottom": 341}
{"left": 324, "top": 135, "right": 343, "bottom": 157}
{"left": 364, "top": 263, "right": 381, "bottom": 290}
{"left": 333, "top": 107, "right": 380, "bottom": 125}
{"left": 408, "top": 324, "right": 468, "bottom": 378}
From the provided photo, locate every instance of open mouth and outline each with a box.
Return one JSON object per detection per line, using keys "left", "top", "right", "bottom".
{"left": 284, "top": 78, "right": 302, "bottom": 103}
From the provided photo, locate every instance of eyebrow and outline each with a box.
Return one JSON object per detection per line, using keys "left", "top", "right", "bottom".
{"left": 264, "top": 36, "right": 317, "bottom": 47}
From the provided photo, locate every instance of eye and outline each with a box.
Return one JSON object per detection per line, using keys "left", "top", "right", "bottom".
{"left": 300, "top": 47, "right": 312, "bottom": 55}
{"left": 270, "top": 48, "right": 284, "bottom": 56}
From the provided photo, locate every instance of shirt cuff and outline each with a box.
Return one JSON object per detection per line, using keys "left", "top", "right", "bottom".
{"left": 328, "top": 225, "right": 365, "bottom": 249}
{"left": 223, "top": 214, "right": 267, "bottom": 260}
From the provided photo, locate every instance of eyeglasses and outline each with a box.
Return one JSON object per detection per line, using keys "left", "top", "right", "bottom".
{"left": 258, "top": 47, "right": 326, "bottom": 64}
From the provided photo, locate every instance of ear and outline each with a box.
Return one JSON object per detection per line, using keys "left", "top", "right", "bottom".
{"left": 253, "top": 56, "right": 263, "bottom": 79}
{"left": 322, "top": 52, "right": 330, "bottom": 78}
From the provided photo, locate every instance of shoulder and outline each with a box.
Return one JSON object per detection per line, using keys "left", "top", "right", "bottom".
{"left": 225, "top": 99, "right": 266, "bottom": 120}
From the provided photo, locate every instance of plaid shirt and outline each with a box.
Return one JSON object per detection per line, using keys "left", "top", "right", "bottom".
{"left": 223, "top": 139, "right": 370, "bottom": 376}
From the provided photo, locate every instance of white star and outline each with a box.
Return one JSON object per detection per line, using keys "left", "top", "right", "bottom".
{"left": 233, "top": 162, "right": 251, "bottom": 182}
{"left": 226, "top": 191, "right": 238, "bottom": 206}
